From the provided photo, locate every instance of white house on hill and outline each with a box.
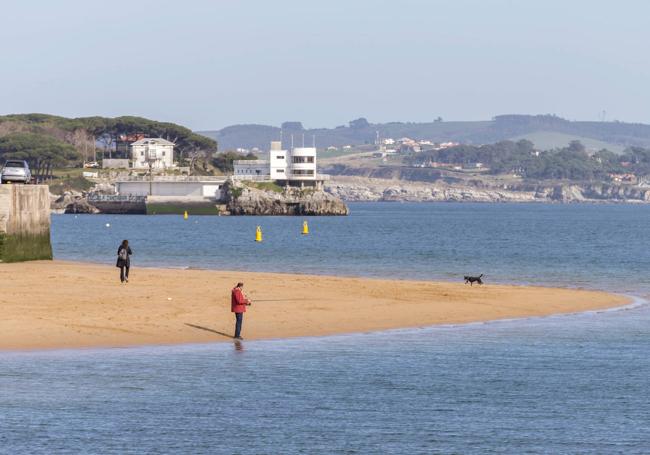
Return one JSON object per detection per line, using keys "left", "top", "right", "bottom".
{"left": 131, "top": 138, "right": 175, "bottom": 169}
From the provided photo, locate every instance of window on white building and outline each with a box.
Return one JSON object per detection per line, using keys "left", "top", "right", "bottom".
{"left": 276, "top": 155, "right": 284, "bottom": 159}
{"left": 292, "top": 157, "right": 314, "bottom": 163}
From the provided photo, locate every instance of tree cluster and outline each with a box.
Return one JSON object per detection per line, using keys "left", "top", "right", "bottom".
{"left": 0, "top": 132, "right": 80, "bottom": 181}
{"left": 211, "top": 151, "right": 258, "bottom": 173}
{"left": 407, "top": 139, "right": 650, "bottom": 181}
{"left": 0, "top": 114, "right": 218, "bottom": 170}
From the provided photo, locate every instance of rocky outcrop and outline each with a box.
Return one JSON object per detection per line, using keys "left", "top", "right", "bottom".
{"left": 223, "top": 179, "right": 349, "bottom": 215}
{"left": 50, "top": 191, "right": 99, "bottom": 214}
{"left": 325, "top": 177, "right": 650, "bottom": 204}
{"left": 63, "top": 197, "right": 100, "bottom": 214}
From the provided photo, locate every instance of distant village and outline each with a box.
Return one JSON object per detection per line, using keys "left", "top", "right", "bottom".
{"left": 232, "top": 137, "right": 461, "bottom": 158}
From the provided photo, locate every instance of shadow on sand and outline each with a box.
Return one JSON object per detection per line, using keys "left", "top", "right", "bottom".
{"left": 185, "top": 323, "right": 234, "bottom": 339}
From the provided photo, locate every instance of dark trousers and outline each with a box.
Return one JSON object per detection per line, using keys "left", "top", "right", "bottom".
{"left": 120, "top": 265, "right": 130, "bottom": 282}
{"left": 234, "top": 313, "right": 243, "bottom": 338}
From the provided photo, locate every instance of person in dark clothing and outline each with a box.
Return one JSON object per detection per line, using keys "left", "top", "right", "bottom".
{"left": 116, "top": 239, "right": 133, "bottom": 283}
{"left": 231, "top": 282, "right": 251, "bottom": 339}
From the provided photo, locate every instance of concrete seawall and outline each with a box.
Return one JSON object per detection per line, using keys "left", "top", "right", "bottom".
{"left": 0, "top": 185, "right": 52, "bottom": 262}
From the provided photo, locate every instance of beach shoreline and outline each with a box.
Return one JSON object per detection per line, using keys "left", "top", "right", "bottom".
{"left": 0, "top": 260, "right": 630, "bottom": 351}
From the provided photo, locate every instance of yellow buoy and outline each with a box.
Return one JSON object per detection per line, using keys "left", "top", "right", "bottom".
{"left": 183, "top": 210, "right": 189, "bottom": 219}
{"left": 255, "top": 226, "right": 263, "bottom": 242}
{"left": 302, "top": 220, "right": 309, "bottom": 235}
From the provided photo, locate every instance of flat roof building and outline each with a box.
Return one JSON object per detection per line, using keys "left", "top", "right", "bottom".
{"left": 234, "top": 141, "right": 328, "bottom": 187}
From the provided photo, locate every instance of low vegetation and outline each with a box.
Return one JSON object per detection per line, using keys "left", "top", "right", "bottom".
{"left": 48, "top": 175, "right": 95, "bottom": 195}
{"left": 245, "top": 181, "right": 283, "bottom": 193}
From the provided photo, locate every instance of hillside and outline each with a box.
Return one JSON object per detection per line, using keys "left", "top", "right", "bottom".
{"left": 0, "top": 114, "right": 217, "bottom": 181}
{"left": 200, "top": 115, "right": 650, "bottom": 153}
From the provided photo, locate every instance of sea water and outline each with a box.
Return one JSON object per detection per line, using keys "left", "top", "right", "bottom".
{"left": 2, "top": 203, "right": 650, "bottom": 453}
{"left": 52, "top": 202, "right": 650, "bottom": 293}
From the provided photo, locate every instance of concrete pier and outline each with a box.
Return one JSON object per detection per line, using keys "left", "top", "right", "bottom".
{"left": 0, "top": 185, "right": 52, "bottom": 262}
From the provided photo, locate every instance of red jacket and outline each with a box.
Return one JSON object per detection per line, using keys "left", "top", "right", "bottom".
{"left": 231, "top": 287, "right": 249, "bottom": 313}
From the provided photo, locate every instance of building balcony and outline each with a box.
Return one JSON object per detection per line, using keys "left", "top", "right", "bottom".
{"left": 233, "top": 160, "right": 269, "bottom": 166}
{"left": 285, "top": 173, "right": 330, "bottom": 181}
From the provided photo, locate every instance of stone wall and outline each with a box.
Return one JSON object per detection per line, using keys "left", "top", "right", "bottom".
{"left": 0, "top": 185, "right": 52, "bottom": 262}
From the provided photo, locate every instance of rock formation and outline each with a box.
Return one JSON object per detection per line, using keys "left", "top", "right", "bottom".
{"left": 50, "top": 191, "right": 99, "bottom": 214}
{"left": 325, "top": 177, "right": 650, "bottom": 204}
{"left": 223, "top": 179, "right": 349, "bottom": 216}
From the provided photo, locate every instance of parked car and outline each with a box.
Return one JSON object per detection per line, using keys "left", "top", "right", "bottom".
{"left": 1, "top": 160, "right": 32, "bottom": 184}
{"left": 84, "top": 161, "right": 100, "bottom": 168}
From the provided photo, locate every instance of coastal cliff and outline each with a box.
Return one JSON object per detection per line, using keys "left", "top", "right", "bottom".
{"left": 325, "top": 177, "right": 650, "bottom": 203}
{"left": 222, "top": 179, "right": 349, "bottom": 216}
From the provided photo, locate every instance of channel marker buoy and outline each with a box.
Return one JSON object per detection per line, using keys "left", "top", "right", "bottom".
{"left": 302, "top": 220, "right": 309, "bottom": 235}
{"left": 255, "top": 226, "right": 263, "bottom": 242}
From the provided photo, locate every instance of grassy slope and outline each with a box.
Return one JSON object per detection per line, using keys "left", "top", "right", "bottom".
{"left": 512, "top": 131, "right": 626, "bottom": 154}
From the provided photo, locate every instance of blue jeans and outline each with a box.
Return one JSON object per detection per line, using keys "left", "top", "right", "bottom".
{"left": 234, "top": 313, "right": 243, "bottom": 338}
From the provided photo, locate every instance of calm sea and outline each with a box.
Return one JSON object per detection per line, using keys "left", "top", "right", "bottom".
{"left": 2, "top": 203, "right": 650, "bottom": 453}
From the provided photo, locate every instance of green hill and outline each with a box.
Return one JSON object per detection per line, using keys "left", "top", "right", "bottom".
{"left": 200, "top": 115, "right": 650, "bottom": 153}
{"left": 511, "top": 131, "right": 626, "bottom": 154}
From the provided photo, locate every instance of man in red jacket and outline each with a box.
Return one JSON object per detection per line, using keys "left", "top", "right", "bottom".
{"left": 231, "top": 282, "right": 251, "bottom": 340}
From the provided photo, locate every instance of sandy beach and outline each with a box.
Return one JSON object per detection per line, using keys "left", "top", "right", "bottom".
{"left": 0, "top": 260, "right": 628, "bottom": 350}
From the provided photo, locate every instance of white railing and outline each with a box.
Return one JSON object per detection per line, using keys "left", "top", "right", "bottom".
{"left": 233, "top": 160, "right": 269, "bottom": 166}
{"left": 232, "top": 173, "right": 331, "bottom": 181}
{"left": 231, "top": 174, "right": 273, "bottom": 181}
{"left": 116, "top": 175, "right": 226, "bottom": 182}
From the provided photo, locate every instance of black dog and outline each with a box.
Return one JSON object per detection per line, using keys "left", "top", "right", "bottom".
{"left": 464, "top": 274, "right": 484, "bottom": 286}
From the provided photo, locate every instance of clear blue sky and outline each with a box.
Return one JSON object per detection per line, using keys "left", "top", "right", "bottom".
{"left": 1, "top": 0, "right": 649, "bottom": 130}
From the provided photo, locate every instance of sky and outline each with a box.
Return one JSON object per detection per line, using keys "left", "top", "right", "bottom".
{"left": 1, "top": 0, "right": 650, "bottom": 130}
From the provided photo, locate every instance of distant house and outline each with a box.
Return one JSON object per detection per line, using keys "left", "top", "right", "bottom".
{"left": 131, "top": 138, "right": 175, "bottom": 169}
{"left": 609, "top": 173, "right": 637, "bottom": 183}
{"left": 434, "top": 141, "right": 460, "bottom": 150}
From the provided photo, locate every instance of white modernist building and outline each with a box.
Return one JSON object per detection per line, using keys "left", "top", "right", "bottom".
{"left": 234, "top": 141, "right": 326, "bottom": 187}
{"left": 131, "top": 138, "right": 175, "bottom": 169}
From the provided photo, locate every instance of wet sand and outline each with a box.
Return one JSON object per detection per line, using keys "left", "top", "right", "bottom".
{"left": 0, "top": 260, "right": 629, "bottom": 350}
